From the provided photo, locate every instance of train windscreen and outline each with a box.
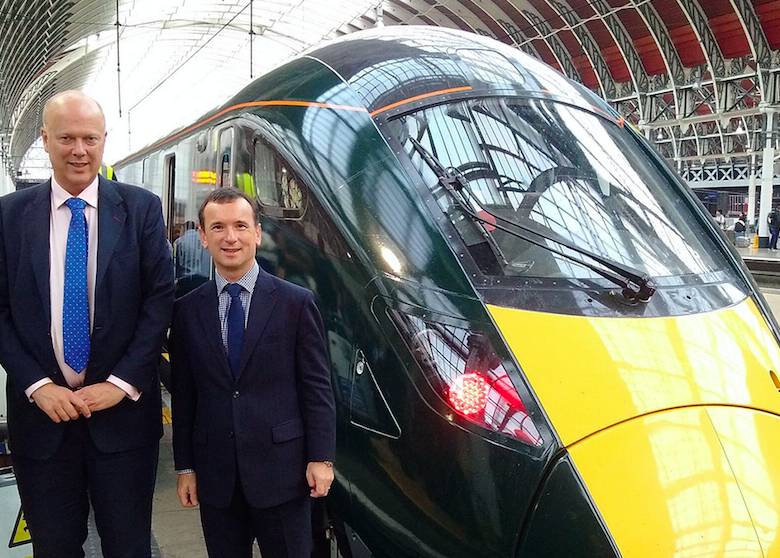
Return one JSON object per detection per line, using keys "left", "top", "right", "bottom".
{"left": 389, "top": 98, "right": 731, "bottom": 283}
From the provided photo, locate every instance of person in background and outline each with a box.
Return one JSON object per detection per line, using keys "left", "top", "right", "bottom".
{"left": 0, "top": 90, "right": 174, "bottom": 557}
{"left": 768, "top": 205, "right": 780, "bottom": 249}
{"left": 98, "top": 162, "right": 117, "bottom": 181}
{"left": 715, "top": 208, "right": 726, "bottom": 230}
{"left": 170, "top": 188, "right": 336, "bottom": 558}
{"left": 173, "top": 220, "right": 212, "bottom": 298}
{"left": 733, "top": 213, "right": 747, "bottom": 244}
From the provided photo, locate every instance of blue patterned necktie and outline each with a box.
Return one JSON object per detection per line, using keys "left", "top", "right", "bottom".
{"left": 226, "top": 283, "right": 245, "bottom": 378}
{"left": 63, "top": 197, "right": 90, "bottom": 373}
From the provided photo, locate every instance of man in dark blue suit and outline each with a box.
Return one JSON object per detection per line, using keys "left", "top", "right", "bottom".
{"left": 170, "top": 188, "right": 336, "bottom": 558}
{"left": 0, "top": 91, "right": 174, "bottom": 557}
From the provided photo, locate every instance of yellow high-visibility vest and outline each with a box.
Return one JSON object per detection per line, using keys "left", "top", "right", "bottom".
{"left": 98, "top": 163, "right": 116, "bottom": 180}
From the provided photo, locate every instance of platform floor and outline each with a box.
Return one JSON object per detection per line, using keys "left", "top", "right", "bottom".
{"left": 736, "top": 244, "right": 780, "bottom": 261}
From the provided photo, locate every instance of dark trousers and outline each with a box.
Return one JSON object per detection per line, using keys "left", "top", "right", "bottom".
{"left": 770, "top": 227, "right": 779, "bottom": 249}
{"left": 13, "top": 418, "right": 158, "bottom": 558}
{"left": 199, "top": 482, "right": 312, "bottom": 558}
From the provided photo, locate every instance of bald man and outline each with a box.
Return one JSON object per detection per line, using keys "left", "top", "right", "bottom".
{"left": 0, "top": 90, "right": 174, "bottom": 557}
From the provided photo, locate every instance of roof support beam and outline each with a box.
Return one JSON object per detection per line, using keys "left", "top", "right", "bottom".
{"left": 589, "top": 0, "right": 649, "bottom": 108}
{"left": 542, "top": 0, "right": 617, "bottom": 99}
{"left": 520, "top": 10, "right": 583, "bottom": 84}
{"left": 674, "top": 0, "right": 726, "bottom": 80}
{"left": 728, "top": 0, "right": 772, "bottom": 67}
{"left": 454, "top": 0, "right": 542, "bottom": 59}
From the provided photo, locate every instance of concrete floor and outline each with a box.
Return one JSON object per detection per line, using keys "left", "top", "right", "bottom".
{"left": 152, "top": 424, "right": 210, "bottom": 558}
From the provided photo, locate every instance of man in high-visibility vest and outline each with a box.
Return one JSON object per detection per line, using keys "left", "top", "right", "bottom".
{"left": 98, "top": 162, "right": 117, "bottom": 181}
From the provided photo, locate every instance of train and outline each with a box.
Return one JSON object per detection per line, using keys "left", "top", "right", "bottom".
{"left": 115, "top": 26, "right": 780, "bottom": 558}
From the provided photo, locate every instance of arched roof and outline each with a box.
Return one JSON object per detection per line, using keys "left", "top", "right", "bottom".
{"left": 338, "top": 0, "right": 780, "bottom": 168}
{"left": 1, "top": 0, "right": 778, "bottom": 179}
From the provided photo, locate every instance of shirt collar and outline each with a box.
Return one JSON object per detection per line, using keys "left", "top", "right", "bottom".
{"left": 51, "top": 175, "right": 99, "bottom": 210}
{"left": 215, "top": 261, "right": 260, "bottom": 296}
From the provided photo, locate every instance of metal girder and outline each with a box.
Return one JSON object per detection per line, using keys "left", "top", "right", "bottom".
{"left": 492, "top": 15, "right": 542, "bottom": 58}
{"left": 630, "top": 0, "right": 685, "bottom": 88}
{"left": 520, "top": 10, "right": 583, "bottom": 83}
{"left": 390, "top": 0, "right": 475, "bottom": 31}
{"left": 456, "top": 0, "right": 542, "bottom": 59}
{"left": 590, "top": 0, "right": 648, "bottom": 100}
{"left": 542, "top": 0, "right": 617, "bottom": 99}
{"left": 728, "top": 0, "right": 771, "bottom": 67}
{"left": 629, "top": 0, "right": 684, "bottom": 128}
{"left": 675, "top": 0, "right": 726, "bottom": 79}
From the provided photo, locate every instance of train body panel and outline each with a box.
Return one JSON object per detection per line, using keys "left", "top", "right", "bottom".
{"left": 569, "top": 405, "right": 780, "bottom": 556}
{"left": 113, "top": 26, "right": 780, "bottom": 558}
{"left": 490, "top": 297, "right": 780, "bottom": 446}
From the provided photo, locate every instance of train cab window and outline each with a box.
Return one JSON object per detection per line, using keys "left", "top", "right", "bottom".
{"left": 393, "top": 98, "right": 734, "bottom": 287}
{"left": 218, "top": 127, "right": 233, "bottom": 188}
{"left": 252, "top": 139, "right": 306, "bottom": 219}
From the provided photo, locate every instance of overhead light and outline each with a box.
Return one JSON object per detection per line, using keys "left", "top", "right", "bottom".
{"left": 692, "top": 79, "right": 701, "bottom": 90}
{"left": 656, "top": 129, "right": 664, "bottom": 141}
{"left": 736, "top": 123, "right": 745, "bottom": 134}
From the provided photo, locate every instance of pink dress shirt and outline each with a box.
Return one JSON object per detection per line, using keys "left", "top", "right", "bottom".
{"left": 24, "top": 176, "right": 140, "bottom": 401}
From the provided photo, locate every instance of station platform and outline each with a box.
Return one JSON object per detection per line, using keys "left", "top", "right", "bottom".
{"left": 736, "top": 243, "right": 780, "bottom": 286}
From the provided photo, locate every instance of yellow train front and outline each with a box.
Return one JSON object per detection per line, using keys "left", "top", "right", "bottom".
{"left": 117, "top": 26, "right": 780, "bottom": 558}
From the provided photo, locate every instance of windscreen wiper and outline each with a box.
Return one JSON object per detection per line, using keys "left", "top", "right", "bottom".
{"left": 409, "top": 137, "right": 655, "bottom": 302}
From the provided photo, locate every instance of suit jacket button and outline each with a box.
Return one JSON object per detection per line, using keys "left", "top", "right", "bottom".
{"left": 233, "top": 391, "right": 239, "bottom": 398}
{"left": 228, "top": 431, "right": 234, "bottom": 438}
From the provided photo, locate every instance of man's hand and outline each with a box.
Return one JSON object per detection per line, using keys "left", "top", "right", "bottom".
{"left": 306, "top": 462, "right": 334, "bottom": 498}
{"left": 74, "top": 382, "right": 126, "bottom": 412}
{"left": 177, "top": 473, "right": 199, "bottom": 508}
{"left": 31, "top": 383, "right": 91, "bottom": 422}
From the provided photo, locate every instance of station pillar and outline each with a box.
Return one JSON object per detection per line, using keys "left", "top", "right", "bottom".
{"left": 748, "top": 152, "right": 757, "bottom": 229}
{"left": 758, "top": 110, "right": 775, "bottom": 248}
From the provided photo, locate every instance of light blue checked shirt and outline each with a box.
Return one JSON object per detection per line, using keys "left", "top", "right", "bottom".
{"left": 215, "top": 262, "right": 259, "bottom": 351}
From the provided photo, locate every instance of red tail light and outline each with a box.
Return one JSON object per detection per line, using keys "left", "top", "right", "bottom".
{"left": 388, "top": 309, "right": 542, "bottom": 447}
{"left": 447, "top": 373, "right": 489, "bottom": 415}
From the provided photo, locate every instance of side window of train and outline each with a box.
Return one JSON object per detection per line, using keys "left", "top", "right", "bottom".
{"left": 218, "top": 127, "right": 233, "bottom": 188}
{"left": 252, "top": 136, "right": 351, "bottom": 261}
{"left": 252, "top": 138, "right": 306, "bottom": 219}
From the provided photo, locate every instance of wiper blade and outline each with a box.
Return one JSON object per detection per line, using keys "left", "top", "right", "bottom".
{"left": 409, "top": 137, "right": 655, "bottom": 302}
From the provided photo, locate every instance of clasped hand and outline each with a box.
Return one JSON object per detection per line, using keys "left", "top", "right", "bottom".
{"left": 31, "top": 382, "right": 125, "bottom": 423}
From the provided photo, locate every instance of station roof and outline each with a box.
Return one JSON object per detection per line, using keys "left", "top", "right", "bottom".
{"left": 1, "top": 0, "right": 778, "bottom": 179}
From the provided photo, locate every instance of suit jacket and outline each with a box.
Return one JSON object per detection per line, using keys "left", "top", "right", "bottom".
{"left": 170, "top": 268, "right": 336, "bottom": 509}
{"left": 0, "top": 177, "right": 175, "bottom": 459}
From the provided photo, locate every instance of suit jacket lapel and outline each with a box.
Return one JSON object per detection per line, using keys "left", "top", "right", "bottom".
{"left": 237, "top": 269, "right": 277, "bottom": 380}
{"left": 197, "top": 282, "right": 231, "bottom": 374}
{"left": 96, "top": 176, "right": 126, "bottom": 290}
{"left": 24, "top": 183, "right": 52, "bottom": 324}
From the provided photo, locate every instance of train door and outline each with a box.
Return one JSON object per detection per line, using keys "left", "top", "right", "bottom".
{"left": 217, "top": 126, "right": 234, "bottom": 189}
{"left": 343, "top": 290, "right": 407, "bottom": 557}
{"left": 163, "top": 153, "right": 176, "bottom": 239}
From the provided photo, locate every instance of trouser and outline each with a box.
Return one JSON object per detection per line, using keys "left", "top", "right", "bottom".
{"left": 770, "top": 226, "right": 779, "bottom": 249}
{"left": 13, "top": 418, "right": 159, "bottom": 558}
{"left": 199, "top": 482, "right": 312, "bottom": 558}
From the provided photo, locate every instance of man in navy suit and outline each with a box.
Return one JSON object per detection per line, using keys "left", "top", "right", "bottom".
{"left": 0, "top": 90, "right": 174, "bottom": 557}
{"left": 170, "top": 188, "right": 336, "bottom": 558}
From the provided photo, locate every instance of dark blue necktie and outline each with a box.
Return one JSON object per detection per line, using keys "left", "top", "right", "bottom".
{"left": 226, "top": 283, "right": 245, "bottom": 378}
{"left": 63, "top": 197, "right": 90, "bottom": 373}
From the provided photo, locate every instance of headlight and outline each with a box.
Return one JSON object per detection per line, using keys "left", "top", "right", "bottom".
{"left": 388, "top": 309, "right": 542, "bottom": 447}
